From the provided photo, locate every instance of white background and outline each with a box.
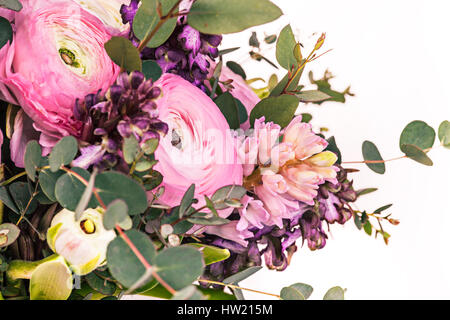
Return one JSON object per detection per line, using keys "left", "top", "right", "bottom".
{"left": 219, "top": 0, "right": 450, "bottom": 300}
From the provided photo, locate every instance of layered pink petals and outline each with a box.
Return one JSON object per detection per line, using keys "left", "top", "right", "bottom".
{"left": 0, "top": 0, "right": 120, "bottom": 162}
{"left": 154, "top": 73, "right": 243, "bottom": 208}
{"left": 237, "top": 195, "right": 270, "bottom": 231}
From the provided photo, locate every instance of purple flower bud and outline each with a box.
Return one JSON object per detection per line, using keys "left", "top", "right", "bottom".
{"left": 130, "top": 71, "right": 145, "bottom": 90}
{"left": 108, "top": 85, "right": 124, "bottom": 105}
{"left": 178, "top": 25, "right": 201, "bottom": 55}
{"left": 117, "top": 120, "right": 132, "bottom": 138}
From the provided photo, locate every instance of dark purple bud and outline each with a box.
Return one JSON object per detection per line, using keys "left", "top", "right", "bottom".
{"left": 147, "top": 87, "right": 162, "bottom": 100}
{"left": 74, "top": 98, "right": 86, "bottom": 121}
{"left": 108, "top": 85, "right": 124, "bottom": 105}
{"left": 120, "top": 0, "right": 139, "bottom": 25}
{"left": 117, "top": 120, "right": 132, "bottom": 138}
{"left": 116, "top": 73, "right": 131, "bottom": 90}
{"left": 130, "top": 71, "right": 145, "bottom": 90}
{"left": 150, "top": 121, "right": 169, "bottom": 136}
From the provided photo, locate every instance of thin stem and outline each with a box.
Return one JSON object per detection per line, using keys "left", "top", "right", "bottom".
{"left": 0, "top": 171, "right": 27, "bottom": 187}
{"left": 198, "top": 279, "right": 281, "bottom": 299}
{"left": 342, "top": 147, "right": 433, "bottom": 165}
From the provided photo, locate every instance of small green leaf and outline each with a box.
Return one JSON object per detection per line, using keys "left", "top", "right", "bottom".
{"left": 363, "top": 221, "right": 372, "bottom": 236}
{"left": 270, "top": 66, "right": 303, "bottom": 97}
{"left": 249, "top": 32, "right": 260, "bottom": 49}
{"left": 188, "top": 0, "right": 283, "bottom": 35}
{"left": 107, "top": 229, "right": 156, "bottom": 289}
{"left": 133, "top": 0, "right": 178, "bottom": 48}
{"left": 326, "top": 136, "right": 342, "bottom": 165}
{"left": 187, "top": 243, "right": 231, "bottom": 265}
{"left": 0, "top": 186, "right": 19, "bottom": 213}
{"left": 187, "top": 216, "right": 230, "bottom": 226}
{"left": 85, "top": 272, "right": 116, "bottom": 296}
{"left": 399, "top": 120, "right": 435, "bottom": 153}
{"left": 24, "top": 141, "right": 42, "bottom": 182}
{"left": 362, "top": 141, "right": 386, "bottom": 174}
{"left": 438, "top": 120, "right": 450, "bottom": 148}
{"left": 226, "top": 61, "right": 246, "bottom": 80}
{"left": 9, "top": 182, "right": 38, "bottom": 215}
{"left": 235, "top": 98, "right": 249, "bottom": 125}
{"left": 297, "top": 90, "right": 331, "bottom": 103}
{"left": 0, "top": 223, "right": 20, "bottom": 247}
{"left": 142, "top": 60, "right": 162, "bottom": 81}
{"left": 49, "top": 136, "right": 78, "bottom": 172}
{"left": 214, "top": 92, "right": 240, "bottom": 130}
{"left": 356, "top": 188, "right": 378, "bottom": 197}
{"left": 0, "top": 0, "right": 22, "bottom": 12}
{"left": 374, "top": 204, "right": 393, "bottom": 214}
{"left": 142, "top": 139, "right": 159, "bottom": 155}
{"left": 223, "top": 266, "right": 262, "bottom": 284}
{"left": 211, "top": 185, "right": 247, "bottom": 210}
{"left": 264, "top": 34, "right": 277, "bottom": 44}
{"left": 301, "top": 113, "right": 313, "bottom": 123}
{"left": 172, "top": 285, "right": 206, "bottom": 300}
{"left": 323, "top": 286, "right": 345, "bottom": 300}
{"left": 105, "top": 37, "right": 142, "bottom": 72}
{"left": 123, "top": 135, "right": 140, "bottom": 164}
{"left": 39, "top": 169, "right": 64, "bottom": 202}
{"left": 402, "top": 144, "right": 433, "bottom": 166}
{"left": 179, "top": 184, "right": 195, "bottom": 218}
{"left": 354, "top": 214, "right": 362, "bottom": 230}
{"left": 103, "top": 199, "right": 132, "bottom": 231}
{"left": 154, "top": 246, "right": 204, "bottom": 291}
{"left": 280, "top": 287, "right": 305, "bottom": 300}
{"left": 30, "top": 256, "right": 73, "bottom": 300}
{"left": 250, "top": 95, "right": 299, "bottom": 129}
{"left": 0, "top": 17, "right": 13, "bottom": 49}
{"left": 276, "top": 25, "right": 297, "bottom": 70}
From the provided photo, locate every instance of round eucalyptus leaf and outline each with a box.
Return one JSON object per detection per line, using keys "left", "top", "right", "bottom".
{"left": 362, "top": 141, "right": 386, "bottom": 174}
{"left": 399, "top": 120, "right": 435, "bottom": 153}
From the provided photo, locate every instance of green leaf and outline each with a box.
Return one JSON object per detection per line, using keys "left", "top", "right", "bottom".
{"left": 160, "top": 207, "right": 194, "bottom": 234}
{"left": 24, "top": 141, "right": 42, "bottom": 182}
{"left": 270, "top": 66, "right": 303, "bottom": 97}
{"left": 438, "top": 120, "right": 450, "bottom": 148}
{"left": 356, "top": 188, "right": 378, "bottom": 197}
{"left": 38, "top": 169, "right": 64, "bottom": 202}
{"left": 0, "top": 0, "right": 22, "bottom": 11}
{"left": 235, "top": 98, "right": 249, "bottom": 124}
{"left": 301, "top": 113, "right": 313, "bottom": 123}
{"left": 75, "top": 169, "right": 98, "bottom": 220}
{"left": 276, "top": 25, "right": 297, "bottom": 70}
{"left": 187, "top": 216, "right": 230, "bottom": 226}
{"left": 362, "top": 140, "right": 386, "bottom": 174}
{"left": 280, "top": 287, "right": 306, "bottom": 300}
{"left": 290, "top": 283, "right": 313, "bottom": 299}
{"left": 188, "top": 0, "right": 283, "bottom": 35}
{"left": 30, "top": 256, "right": 73, "bottom": 300}
{"left": 0, "top": 17, "right": 13, "bottom": 49}
{"left": 326, "top": 136, "right": 342, "bottom": 165}
{"left": 211, "top": 185, "right": 247, "bottom": 210}
{"left": 96, "top": 171, "right": 148, "bottom": 215}
{"left": 265, "top": 34, "right": 277, "bottom": 44}
{"left": 142, "top": 139, "right": 159, "bottom": 155}
{"left": 323, "top": 286, "right": 345, "bottom": 300}
{"left": 0, "top": 186, "right": 19, "bottom": 213}
{"left": 107, "top": 229, "right": 156, "bottom": 289}
{"left": 154, "top": 246, "right": 204, "bottom": 291}
{"left": 172, "top": 285, "right": 206, "bottom": 300}
{"left": 297, "top": 90, "right": 331, "bottom": 103}
{"left": 105, "top": 36, "right": 142, "bottom": 72}
{"left": 399, "top": 120, "right": 435, "bottom": 153}
{"left": 9, "top": 182, "right": 38, "bottom": 215}
{"left": 142, "top": 60, "right": 162, "bottom": 81}
{"left": 55, "top": 168, "right": 97, "bottom": 212}
{"left": 85, "top": 272, "right": 117, "bottom": 296}
{"left": 214, "top": 92, "right": 240, "bottom": 130}
{"left": 123, "top": 135, "right": 140, "bottom": 164}
{"left": 187, "top": 243, "right": 231, "bottom": 265}
{"left": 0, "top": 223, "right": 20, "bottom": 247}
{"left": 179, "top": 184, "right": 195, "bottom": 218}
{"left": 103, "top": 199, "right": 132, "bottom": 231}
{"left": 402, "top": 144, "right": 433, "bottom": 166}
{"left": 223, "top": 266, "right": 263, "bottom": 284}
{"left": 354, "top": 214, "right": 362, "bottom": 230}
{"left": 363, "top": 221, "right": 372, "bottom": 236}
{"left": 49, "top": 136, "right": 78, "bottom": 172}
{"left": 133, "top": 0, "right": 178, "bottom": 48}
{"left": 374, "top": 204, "right": 393, "bottom": 214}
{"left": 250, "top": 95, "right": 299, "bottom": 129}
{"left": 218, "top": 47, "right": 240, "bottom": 56}
{"left": 249, "top": 32, "right": 260, "bottom": 49}
{"left": 226, "top": 61, "right": 246, "bottom": 80}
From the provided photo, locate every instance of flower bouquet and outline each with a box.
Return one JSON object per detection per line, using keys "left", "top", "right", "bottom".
{"left": 0, "top": 0, "right": 448, "bottom": 301}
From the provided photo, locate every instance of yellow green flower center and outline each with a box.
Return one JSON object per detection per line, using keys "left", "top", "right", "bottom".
{"left": 80, "top": 219, "right": 96, "bottom": 234}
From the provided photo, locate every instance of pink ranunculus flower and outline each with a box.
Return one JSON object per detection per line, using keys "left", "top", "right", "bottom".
{"left": 154, "top": 73, "right": 243, "bottom": 209}
{"left": 72, "top": 0, "right": 131, "bottom": 35}
{"left": 0, "top": 0, "right": 120, "bottom": 165}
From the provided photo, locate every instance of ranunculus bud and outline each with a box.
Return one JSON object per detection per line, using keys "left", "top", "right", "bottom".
{"left": 47, "top": 208, "right": 116, "bottom": 275}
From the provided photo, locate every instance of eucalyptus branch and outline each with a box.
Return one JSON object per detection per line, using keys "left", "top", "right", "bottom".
{"left": 342, "top": 147, "right": 433, "bottom": 165}
{"left": 198, "top": 279, "right": 281, "bottom": 299}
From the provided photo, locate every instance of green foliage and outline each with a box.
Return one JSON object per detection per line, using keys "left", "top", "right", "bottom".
{"left": 211, "top": 185, "right": 247, "bottom": 210}
{"left": 0, "top": 0, "right": 22, "bottom": 11}
{"left": 323, "top": 286, "right": 345, "bottom": 300}
{"left": 38, "top": 169, "right": 64, "bottom": 202}
{"left": 188, "top": 0, "right": 283, "bottom": 34}
{"left": 297, "top": 90, "right": 331, "bottom": 103}
{"left": 362, "top": 140, "right": 385, "bottom": 174}
{"left": 214, "top": 92, "right": 240, "bottom": 130}
{"left": 249, "top": 32, "right": 260, "bottom": 49}
{"left": 0, "top": 186, "right": 19, "bottom": 213}
{"left": 325, "top": 136, "right": 342, "bottom": 164}
{"left": 179, "top": 184, "right": 195, "bottom": 218}
{"left": 103, "top": 200, "right": 133, "bottom": 231}
{"left": 154, "top": 246, "right": 204, "bottom": 291}
{"left": 402, "top": 144, "right": 433, "bottom": 166}
{"left": 9, "top": 182, "right": 38, "bottom": 215}
{"left": 374, "top": 204, "right": 393, "bottom": 214}
{"left": 0, "top": 17, "right": 12, "bottom": 49}
{"left": 309, "top": 71, "right": 353, "bottom": 104}
{"left": 276, "top": 25, "right": 297, "bottom": 70}
{"left": 55, "top": 168, "right": 96, "bottom": 212}
{"left": 250, "top": 95, "right": 299, "bottom": 128}
{"left": 280, "top": 283, "right": 313, "bottom": 300}
{"left": 270, "top": 65, "right": 303, "bottom": 97}
{"left": 438, "top": 120, "right": 450, "bottom": 148}
{"left": 187, "top": 214, "right": 230, "bottom": 226}
{"left": 105, "top": 37, "right": 142, "bottom": 72}
{"left": 49, "top": 136, "right": 78, "bottom": 172}
{"left": 235, "top": 98, "right": 249, "bottom": 125}
{"left": 226, "top": 61, "right": 246, "bottom": 80}
{"left": 24, "top": 141, "right": 42, "bottom": 182}
{"left": 356, "top": 188, "right": 378, "bottom": 197}
{"left": 187, "top": 243, "right": 230, "bottom": 265}
{"left": 0, "top": 223, "right": 20, "bottom": 247}
{"left": 399, "top": 121, "right": 435, "bottom": 153}
{"left": 85, "top": 271, "right": 117, "bottom": 296}
{"left": 172, "top": 285, "right": 206, "bottom": 300}
{"left": 142, "top": 60, "right": 162, "bottom": 81}
{"left": 123, "top": 135, "right": 140, "bottom": 165}
{"left": 107, "top": 229, "right": 156, "bottom": 289}
{"left": 133, "top": 0, "right": 178, "bottom": 48}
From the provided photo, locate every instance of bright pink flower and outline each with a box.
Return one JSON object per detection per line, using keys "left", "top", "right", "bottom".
{"left": 0, "top": 0, "right": 120, "bottom": 166}
{"left": 237, "top": 195, "right": 270, "bottom": 231}
{"left": 154, "top": 73, "right": 243, "bottom": 208}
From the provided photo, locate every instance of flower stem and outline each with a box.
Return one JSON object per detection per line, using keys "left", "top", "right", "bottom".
{"left": 342, "top": 147, "right": 433, "bottom": 165}
{"left": 0, "top": 171, "right": 27, "bottom": 187}
{"left": 198, "top": 279, "right": 281, "bottom": 299}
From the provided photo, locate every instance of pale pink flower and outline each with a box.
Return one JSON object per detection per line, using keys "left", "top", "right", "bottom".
{"left": 254, "top": 117, "right": 281, "bottom": 165}
{"left": 154, "top": 73, "right": 243, "bottom": 208}
{"left": 206, "top": 221, "right": 253, "bottom": 247}
{"left": 236, "top": 135, "right": 259, "bottom": 177}
{"left": 237, "top": 195, "right": 270, "bottom": 231}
